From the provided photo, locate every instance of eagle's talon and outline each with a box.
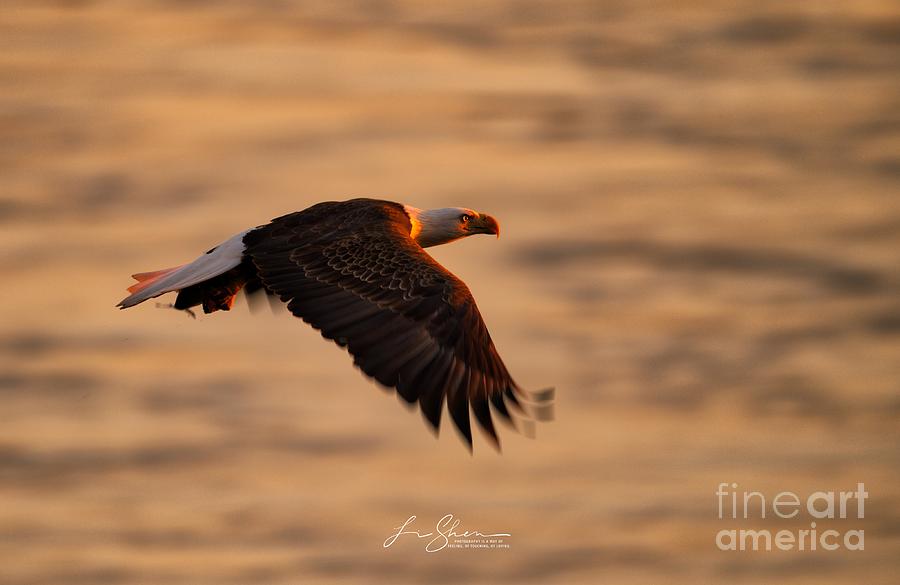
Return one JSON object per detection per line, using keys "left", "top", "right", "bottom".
{"left": 155, "top": 302, "right": 196, "bottom": 319}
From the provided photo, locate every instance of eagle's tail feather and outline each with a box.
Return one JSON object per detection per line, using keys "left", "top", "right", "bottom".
{"left": 117, "top": 229, "right": 252, "bottom": 310}
{"left": 126, "top": 266, "right": 185, "bottom": 294}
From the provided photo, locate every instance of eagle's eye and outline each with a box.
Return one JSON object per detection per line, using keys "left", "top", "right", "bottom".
{"left": 460, "top": 214, "right": 471, "bottom": 223}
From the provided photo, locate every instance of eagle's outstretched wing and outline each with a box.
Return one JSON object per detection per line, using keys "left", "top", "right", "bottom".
{"left": 243, "top": 199, "right": 552, "bottom": 449}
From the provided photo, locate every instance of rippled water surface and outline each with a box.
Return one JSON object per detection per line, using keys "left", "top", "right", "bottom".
{"left": 2, "top": 1, "right": 899, "bottom": 583}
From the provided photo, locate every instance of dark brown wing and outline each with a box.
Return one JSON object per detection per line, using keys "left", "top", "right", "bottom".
{"left": 243, "top": 198, "right": 544, "bottom": 449}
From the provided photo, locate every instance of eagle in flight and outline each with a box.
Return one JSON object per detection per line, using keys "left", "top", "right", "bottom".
{"left": 118, "top": 198, "right": 553, "bottom": 450}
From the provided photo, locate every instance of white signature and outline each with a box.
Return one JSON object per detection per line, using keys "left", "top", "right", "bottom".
{"left": 383, "top": 514, "right": 511, "bottom": 552}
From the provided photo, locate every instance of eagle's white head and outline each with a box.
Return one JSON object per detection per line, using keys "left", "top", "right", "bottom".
{"left": 404, "top": 205, "right": 501, "bottom": 248}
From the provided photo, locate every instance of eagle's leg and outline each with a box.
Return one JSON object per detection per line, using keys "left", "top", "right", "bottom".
{"left": 173, "top": 264, "right": 251, "bottom": 314}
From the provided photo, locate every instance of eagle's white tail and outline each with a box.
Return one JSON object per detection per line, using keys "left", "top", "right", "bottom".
{"left": 117, "top": 229, "right": 251, "bottom": 309}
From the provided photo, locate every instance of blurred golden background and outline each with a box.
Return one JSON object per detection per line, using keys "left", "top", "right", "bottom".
{"left": 2, "top": 1, "right": 899, "bottom": 583}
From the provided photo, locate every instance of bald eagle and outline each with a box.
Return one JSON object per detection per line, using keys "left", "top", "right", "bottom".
{"left": 118, "top": 198, "right": 553, "bottom": 450}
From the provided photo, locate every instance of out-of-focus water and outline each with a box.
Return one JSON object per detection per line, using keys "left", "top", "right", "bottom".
{"left": 1, "top": 1, "right": 898, "bottom": 583}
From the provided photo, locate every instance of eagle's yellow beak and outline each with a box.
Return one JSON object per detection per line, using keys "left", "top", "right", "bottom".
{"left": 475, "top": 214, "right": 500, "bottom": 238}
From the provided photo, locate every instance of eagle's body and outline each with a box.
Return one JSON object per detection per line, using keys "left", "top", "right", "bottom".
{"left": 119, "top": 198, "right": 552, "bottom": 450}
